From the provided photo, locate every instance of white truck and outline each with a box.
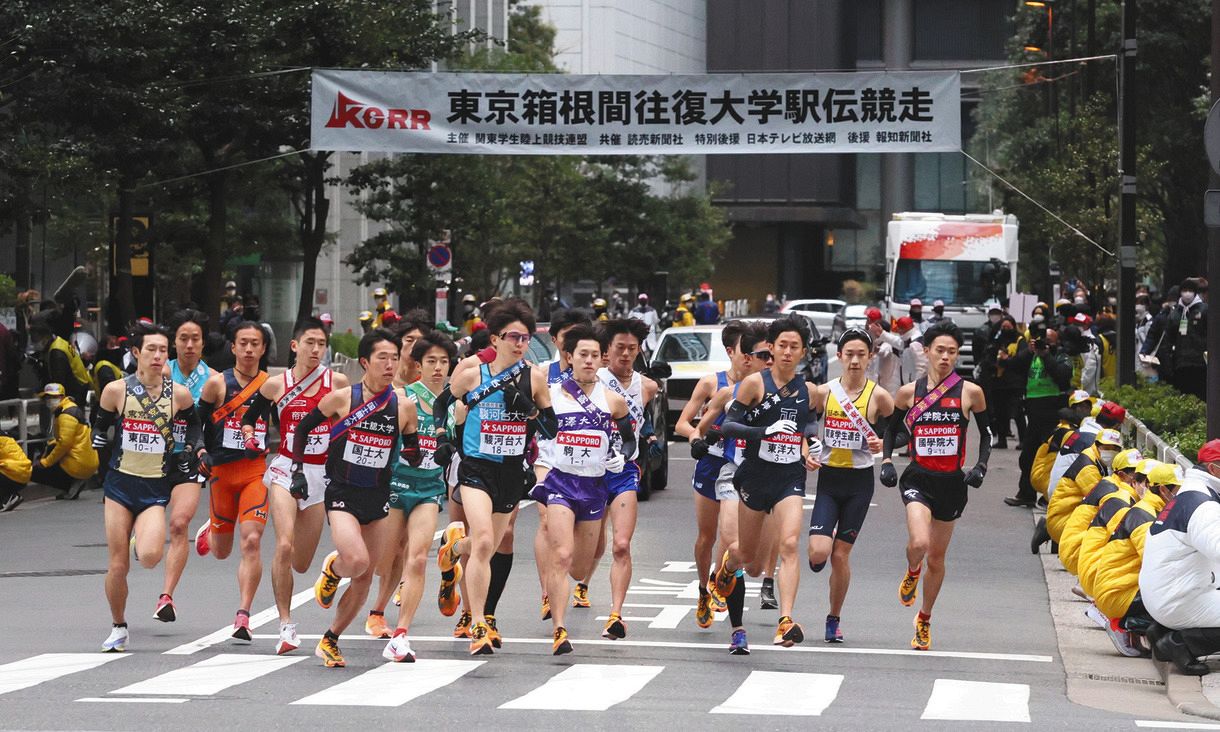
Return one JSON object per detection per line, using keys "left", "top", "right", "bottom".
{"left": 884, "top": 212, "right": 1019, "bottom": 372}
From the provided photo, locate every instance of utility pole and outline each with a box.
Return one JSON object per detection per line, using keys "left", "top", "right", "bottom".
{"left": 1115, "top": 0, "right": 1137, "bottom": 387}
{"left": 1209, "top": 0, "right": 1220, "bottom": 439}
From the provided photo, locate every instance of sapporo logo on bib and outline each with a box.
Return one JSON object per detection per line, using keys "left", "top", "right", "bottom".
{"left": 344, "top": 429, "right": 393, "bottom": 468}
{"left": 760, "top": 432, "right": 802, "bottom": 464}
{"left": 823, "top": 415, "right": 863, "bottom": 450}
{"left": 415, "top": 435, "right": 439, "bottom": 470}
{"left": 223, "top": 413, "right": 266, "bottom": 450}
{"left": 481, "top": 420, "right": 527, "bottom": 456}
{"left": 914, "top": 424, "right": 959, "bottom": 456}
{"left": 557, "top": 431, "right": 604, "bottom": 467}
{"left": 122, "top": 418, "right": 165, "bottom": 454}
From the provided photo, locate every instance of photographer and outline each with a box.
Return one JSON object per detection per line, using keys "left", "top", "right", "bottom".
{"left": 1005, "top": 325, "right": 1073, "bottom": 508}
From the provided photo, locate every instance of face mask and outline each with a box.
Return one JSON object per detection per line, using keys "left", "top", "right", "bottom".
{"left": 1135, "top": 304, "right": 1147, "bottom": 316}
{"left": 934, "top": 308, "right": 944, "bottom": 316}
{"left": 989, "top": 315, "right": 1002, "bottom": 324}
{"left": 1074, "top": 297, "right": 1086, "bottom": 305}
{"left": 1181, "top": 291, "right": 1196, "bottom": 306}
{"left": 45, "top": 398, "right": 63, "bottom": 412}
{"left": 1031, "top": 314, "right": 1045, "bottom": 324}
{"left": 1099, "top": 449, "right": 1118, "bottom": 469}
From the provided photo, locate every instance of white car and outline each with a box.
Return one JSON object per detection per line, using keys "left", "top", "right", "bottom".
{"left": 649, "top": 325, "right": 730, "bottom": 426}
{"left": 831, "top": 304, "right": 873, "bottom": 340}
{"left": 780, "top": 298, "right": 845, "bottom": 334}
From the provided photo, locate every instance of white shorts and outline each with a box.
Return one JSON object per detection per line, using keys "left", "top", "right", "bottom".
{"left": 714, "top": 462, "right": 740, "bottom": 502}
{"left": 264, "top": 454, "right": 326, "bottom": 510}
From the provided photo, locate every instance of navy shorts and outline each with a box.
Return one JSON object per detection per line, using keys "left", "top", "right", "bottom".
{"left": 325, "top": 479, "right": 390, "bottom": 525}
{"left": 809, "top": 466, "right": 875, "bottom": 544}
{"left": 103, "top": 471, "right": 171, "bottom": 516}
{"left": 606, "top": 460, "right": 641, "bottom": 498}
{"left": 692, "top": 455, "right": 729, "bottom": 501}
{"left": 733, "top": 460, "right": 806, "bottom": 513}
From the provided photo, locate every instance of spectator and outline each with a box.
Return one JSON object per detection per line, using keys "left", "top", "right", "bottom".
{"left": 895, "top": 316, "right": 926, "bottom": 382}
{"left": 610, "top": 290, "right": 627, "bottom": 318}
{"left": 592, "top": 297, "right": 610, "bottom": 322}
{"left": 864, "top": 308, "right": 902, "bottom": 394}
{"left": 30, "top": 383, "right": 97, "bottom": 499}
{"left": 925, "top": 299, "right": 950, "bottom": 329}
{"left": 0, "top": 429, "right": 32, "bottom": 512}
{"left": 0, "top": 320, "right": 20, "bottom": 401}
{"left": 673, "top": 294, "right": 695, "bottom": 327}
{"left": 990, "top": 315, "right": 1027, "bottom": 450}
{"left": 220, "top": 280, "right": 239, "bottom": 315}
{"left": 762, "top": 293, "right": 780, "bottom": 315}
{"left": 693, "top": 291, "right": 720, "bottom": 325}
{"left": 1006, "top": 327, "right": 1073, "bottom": 507}
{"left": 629, "top": 294, "right": 660, "bottom": 351}
{"left": 1143, "top": 277, "right": 1208, "bottom": 399}
{"left": 1094, "top": 313, "right": 1117, "bottom": 384}
{"left": 27, "top": 312, "right": 92, "bottom": 406}
{"left": 319, "top": 312, "right": 335, "bottom": 367}
{"left": 1133, "top": 294, "right": 1153, "bottom": 366}
{"left": 1061, "top": 316, "right": 1100, "bottom": 396}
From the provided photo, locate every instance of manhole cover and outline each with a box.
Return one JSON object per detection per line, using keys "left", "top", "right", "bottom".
{"left": 0, "top": 569, "right": 107, "bottom": 578}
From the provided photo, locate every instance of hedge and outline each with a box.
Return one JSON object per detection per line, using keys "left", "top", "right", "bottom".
{"left": 1101, "top": 378, "right": 1207, "bottom": 459}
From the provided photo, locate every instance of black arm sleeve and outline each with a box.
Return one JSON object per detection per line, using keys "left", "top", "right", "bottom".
{"left": 870, "top": 412, "right": 890, "bottom": 442}
{"left": 720, "top": 400, "right": 766, "bottom": 441}
{"left": 883, "top": 407, "right": 909, "bottom": 460}
{"left": 433, "top": 386, "right": 454, "bottom": 431}
{"left": 196, "top": 400, "right": 217, "bottom": 451}
{"left": 974, "top": 409, "right": 993, "bottom": 467}
{"left": 534, "top": 406, "right": 558, "bottom": 440}
{"left": 615, "top": 415, "right": 637, "bottom": 459}
{"left": 91, "top": 406, "right": 118, "bottom": 447}
{"left": 178, "top": 405, "right": 202, "bottom": 452}
{"left": 242, "top": 392, "right": 273, "bottom": 429}
{"left": 292, "top": 408, "right": 328, "bottom": 465}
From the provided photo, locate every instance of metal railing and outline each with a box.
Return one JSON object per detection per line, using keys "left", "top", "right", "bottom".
{"left": 0, "top": 398, "right": 50, "bottom": 454}
{"left": 1125, "top": 414, "right": 1194, "bottom": 472}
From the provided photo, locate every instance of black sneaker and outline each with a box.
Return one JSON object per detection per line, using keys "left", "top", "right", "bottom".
{"left": 1004, "top": 496, "right": 1036, "bottom": 508}
{"left": 1156, "top": 632, "right": 1210, "bottom": 676}
{"left": 759, "top": 578, "right": 778, "bottom": 609}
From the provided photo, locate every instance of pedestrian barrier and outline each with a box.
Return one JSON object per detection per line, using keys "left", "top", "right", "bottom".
{"left": 721, "top": 299, "right": 751, "bottom": 319}
{"left": 0, "top": 397, "right": 49, "bottom": 454}
{"left": 1124, "top": 414, "right": 1193, "bottom": 472}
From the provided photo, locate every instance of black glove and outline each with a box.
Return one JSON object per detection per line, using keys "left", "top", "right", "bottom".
{"left": 704, "top": 425, "right": 724, "bottom": 446}
{"left": 649, "top": 438, "right": 663, "bottom": 460}
{"left": 880, "top": 462, "right": 898, "bottom": 487}
{"left": 965, "top": 462, "right": 987, "bottom": 488}
{"left": 400, "top": 432, "right": 423, "bottom": 467}
{"left": 172, "top": 450, "right": 197, "bottom": 481}
{"left": 690, "top": 438, "right": 709, "bottom": 460}
{"left": 433, "top": 440, "right": 457, "bottom": 468}
{"left": 289, "top": 465, "right": 309, "bottom": 500}
{"left": 502, "top": 382, "right": 536, "bottom": 416}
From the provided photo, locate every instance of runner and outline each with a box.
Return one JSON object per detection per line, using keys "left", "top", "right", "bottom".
{"left": 710, "top": 316, "right": 822, "bottom": 649}
{"left": 808, "top": 328, "right": 895, "bottom": 643}
{"left": 435, "top": 299, "right": 554, "bottom": 655}
{"left": 92, "top": 322, "right": 199, "bottom": 651}
{"left": 195, "top": 322, "right": 271, "bottom": 644}
{"left": 239, "top": 317, "right": 347, "bottom": 655}
{"left": 535, "top": 324, "right": 633, "bottom": 654}
{"left": 880, "top": 321, "right": 992, "bottom": 651}
{"left": 291, "top": 328, "right": 423, "bottom": 667}
{"left": 382, "top": 332, "right": 459, "bottom": 663}
{"left": 155, "top": 309, "right": 215, "bottom": 623}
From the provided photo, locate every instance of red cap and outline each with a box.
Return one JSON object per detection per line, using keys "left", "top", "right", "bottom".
{"left": 1072, "top": 312, "right": 1093, "bottom": 327}
{"left": 1199, "top": 439, "right": 1220, "bottom": 464}
{"left": 896, "top": 316, "right": 914, "bottom": 332}
{"left": 472, "top": 321, "right": 488, "bottom": 332}
{"left": 1096, "top": 401, "right": 1127, "bottom": 426}
{"left": 865, "top": 307, "right": 883, "bottom": 322}
{"left": 380, "top": 309, "right": 400, "bottom": 326}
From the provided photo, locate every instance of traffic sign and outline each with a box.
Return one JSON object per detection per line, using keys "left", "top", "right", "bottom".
{"left": 1205, "top": 100, "right": 1220, "bottom": 176}
{"left": 427, "top": 243, "right": 452, "bottom": 271}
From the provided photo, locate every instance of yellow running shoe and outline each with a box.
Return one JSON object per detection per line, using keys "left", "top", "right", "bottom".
{"left": 393, "top": 581, "right": 402, "bottom": 607}
{"left": 571, "top": 582, "right": 590, "bottom": 608}
{"left": 314, "top": 551, "right": 341, "bottom": 609}
{"left": 773, "top": 615, "right": 805, "bottom": 647}
{"left": 437, "top": 523, "right": 465, "bottom": 616}
{"left": 453, "top": 610, "right": 472, "bottom": 638}
{"left": 552, "top": 626, "right": 572, "bottom": 655}
{"left": 695, "top": 593, "right": 714, "bottom": 629}
{"left": 365, "top": 612, "right": 390, "bottom": 639}
{"left": 437, "top": 521, "right": 465, "bottom": 573}
{"left": 912, "top": 614, "right": 931, "bottom": 651}
{"left": 315, "top": 635, "right": 346, "bottom": 668}
{"left": 486, "top": 614, "right": 502, "bottom": 649}
{"left": 469, "top": 622, "right": 494, "bottom": 656}
{"left": 899, "top": 567, "right": 921, "bottom": 607}
{"left": 540, "top": 594, "right": 552, "bottom": 621}
{"left": 602, "top": 613, "right": 627, "bottom": 640}
{"left": 438, "top": 560, "right": 463, "bottom": 617}
{"left": 710, "top": 550, "right": 737, "bottom": 606}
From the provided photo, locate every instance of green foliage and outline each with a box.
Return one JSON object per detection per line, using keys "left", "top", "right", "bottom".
{"left": 330, "top": 331, "right": 360, "bottom": 358}
{"left": 0, "top": 274, "right": 16, "bottom": 307}
{"left": 1102, "top": 377, "right": 1207, "bottom": 457}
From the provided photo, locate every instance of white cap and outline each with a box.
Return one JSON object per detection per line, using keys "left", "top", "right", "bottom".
{"left": 909, "top": 298, "right": 922, "bottom": 307}
{"left": 933, "top": 299, "right": 945, "bottom": 308}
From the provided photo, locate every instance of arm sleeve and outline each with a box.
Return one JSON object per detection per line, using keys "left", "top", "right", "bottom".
{"left": 433, "top": 386, "right": 454, "bottom": 429}
{"left": 196, "top": 399, "right": 218, "bottom": 451}
{"left": 721, "top": 400, "right": 766, "bottom": 441}
{"left": 974, "top": 409, "right": 993, "bottom": 467}
{"left": 883, "top": 407, "right": 909, "bottom": 460}
{"left": 292, "top": 408, "right": 327, "bottom": 464}
{"left": 43, "top": 414, "right": 73, "bottom": 465}
{"left": 91, "top": 407, "right": 118, "bottom": 447}
{"left": 534, "top": 406, "right": 558, "bottom": 440}
{"left": 242, "top": 392, "right": 273, "bottom": 429}
{"left": 178, "top": 405, "right": 202, "bottom": 451}
{"left": 614, "top": 415, "right": 637, "bottom": 459}
{"left": 870, "top": 412, "right": 890, "bottom": 441}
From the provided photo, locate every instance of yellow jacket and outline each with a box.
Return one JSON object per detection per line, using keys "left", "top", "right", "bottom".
{"left": 1058, "top": 476, "right": 1137, "bottom": 576}
{"left": 1031, "top": 421, "right": 1074, "bottom": 497}
{"left": 1092, "top": 492, "right": 1167, "bottom": 620}
{"left": 0, "top": 437, "right": 32, "bottom": 484}
{"left": 1079, "top": 482, "right": 1142, "bottom": 597}
{"left": 674, "top": 305, "right": 695, "bottom": 327}
{"left": 42, "top": 398, "right": 98, "bottom": 479}
{"left": 1046, "top": 446, "right": 1104, "bottom": 543}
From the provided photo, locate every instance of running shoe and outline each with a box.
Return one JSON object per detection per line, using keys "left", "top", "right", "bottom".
{"left": 1084, "top": 603, "right": 1109, "bottom": 629}
{"left": 729, "top": 628, "right": 750, "bottom": 656}
{"left": 710, "top": 550, "right": 737, "bottom": 605}
{"left": 602, "top": 613, "right": 627, "bottom": 640}
{"left": 231, "top": 611, "right": 252, "bottom": 644}
{"left": 759, "top": 578, "right": 778, "bottom": 610}
{"left": 129, "top": 535, "right": 138, "bottom": 562}
{"left": 382, "top": 629, "right": 416, "bottom": 663}
{"left": 1105, "top": 622, "right": 1142, "bottom": 657}
{"left": 552, "top": 626, "right": 572, "bottom": 656}
{"left": 469, "top": 622, "right": 494, "bottom": 655}
{"left": 437, "top": 521, "right": 465, "bottom": 573}
{"left": 314, "top": 550, "right": 341, "bottom": 609}
{"left": 154, "top": 594, "right": 176, "bottom": 622}
{"left": 276, "top": 622, "right": 299, "bottom": 655}
{"left": 102, "top": 625, "right": 128, "bottom": 653}
{"left": 773, "top": 616, "right": 804, "bottom": 647}
{"left": 393, "top": 582, "right": 402, "bottom": 607}
{"left": 912, "top": 614, "right": 932, "bottom": 651}
{"left": 708, "top": 584, "right": 727, "bottom": 614}
{"left": 571, "top": 582, "right": 590, "bottom": 608}
{"left": 0, "top": 493, "right": 23, "bottom": 512}
{"left": 1071, "top": 583, "right": 1089, "bottom": 600}
{"left": 194, "top": 523, "right": 210, "bottom": 557}
{"left": 898, "top": 567, "right": 921, "bottom": 607}
{"left": 825, "top": 615, "right": 843, "bottom": 643}
{"left": 453, "top": 610, "right": 472, "bottom": 638}
{"left": 365, "top": 612, "right": 391, "bottom": 639}
{"left": 437, "top": 523, "right": 465, "bottom": 617}
{"left": 695, "top": 593, "right": 714, "bottom": 629}
{"left": 316, "top": 635, "right": 346, "bottom": 668}
{"left": 486, "top": 615, "right": 503, "bottom": 649}
{"left": 540, "top": 594, "right": 552, "bottom": 621}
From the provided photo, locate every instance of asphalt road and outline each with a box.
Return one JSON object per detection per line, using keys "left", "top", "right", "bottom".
{"left": 0, "top": 442, "right": 1196, "bottom": 730}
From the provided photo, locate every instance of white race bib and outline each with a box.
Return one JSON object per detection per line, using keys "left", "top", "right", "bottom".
{"left": 480, "top": 420, "right": 527, "bottom": 457}
{"left": 554, "top": 431, "right": 607, "bottom": 469}
{"left": 759, "top": 432, "right": 803, "bottom": 464}
{"left": 222, "top": 415, "right": 265, "bottom": 450}
{"left": 343, "top": 430, "right": 393, "bottom": 469}
{"left": 416, "top": 435, "right": 439, "bottom": 471}
{"left": 283, "top": 428, "right": 328, "bottom": 456}
{"left": 913, "top": 425, "right": 959, "bottom": 457}
{"left": 822, "top": 415, "right": 863, "bottom": 450}
{"left": 122, "top": 418, "right": 165, "bottom": 454}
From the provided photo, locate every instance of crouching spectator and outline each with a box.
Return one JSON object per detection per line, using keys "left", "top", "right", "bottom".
{"left": 0, "top": 430, "right": 32, "bottom": 511}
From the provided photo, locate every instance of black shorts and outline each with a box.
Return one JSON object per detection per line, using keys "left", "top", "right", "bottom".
{"left": 899, "top": 463, "right": 968, "bottom": 522}
{"left": 103, "top": 471, "right": 171, "bottom": 517}
{"left": 809, "top": 465, "right": 875, "bottom": 544}
{"left": 458, "top": 457, "right": 527, "bottom": 514}
{"left": 325, "top": 479, "right": 390, "bottom": 525}
{"left": 733, "top": 460, "right": 805, "bottom": 513}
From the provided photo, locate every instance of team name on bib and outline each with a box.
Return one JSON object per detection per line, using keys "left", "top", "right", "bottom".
{"left": 122, "top": 418, "right": 165, "bottom": 454}
{"left": 223, "top": 414, "right": 266, "bottom": 450}
{"left": 913, "top": 424, "right": 959, "bottom": 456}
{"left": 344, "top": 430, "right": 393, "bottom": 468}
{"left": 481, "top": 420, "right": 527, "bottom": 456}
{"left": 760, "top": 432, "right": 803, "bottom": 464}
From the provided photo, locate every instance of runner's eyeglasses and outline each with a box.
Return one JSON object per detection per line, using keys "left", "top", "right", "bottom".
{"left": 498, "top": 331, "right": 531, "bottom": 344}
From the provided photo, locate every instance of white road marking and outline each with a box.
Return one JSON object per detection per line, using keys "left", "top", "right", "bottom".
{"left": 76, "top": 697, "right": 189, "bottom": 704}
{"left": 661, "top": 560, "right": 699, "bottom": 572}
{"left": 291, "top": 659, "right": 484, "bottom": 706}
{"left": 921, "top": 678, "right": 1031, "bottom": 723}
{"left": 499, "top": 664, "right": 665, "bottom": 711}
{"left": 0, "top": 653, "right": 127, "bottom": 697}
{"left": 1136, "top": 723, "right": 1220, "bottom": 730}
{"left": 711, "top": 670, "right": 844, "bottom": 716}
{"left": 597, "top": 605, "right": 689, "bottom": 629}
{"left": 111, "top": 654, "right": 305, "bottom": 696}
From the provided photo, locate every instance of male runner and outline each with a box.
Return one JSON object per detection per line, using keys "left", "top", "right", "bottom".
{"left": 711, "top": 316, "right": 822, "bottom": 648}
{"left": 239, "top": 317, "right": 347, "bottom": 654}
{"left": 156, "top": 309, "right": 214, "bottom": 623}
{"left": 382, "top": 332, "right": 458, "bottom": 662}
{"left": 92, "top": 322, "right": 200, "bottom": 651}
{"left": 880, "top": 321, "right": 992, "bottom": 651}
{"left": 195, "top": 322, "right": 270, "bottom": 643}
{"left": 809, "top": 328, "right": 894, "bottom": 643}
{"left": 435, "top": 299, "right": 555, "bottom": 655}
{"left": 293, "top": 329, "right": 422, "bottom": 667}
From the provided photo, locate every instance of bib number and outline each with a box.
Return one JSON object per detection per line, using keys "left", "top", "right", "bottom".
{"left": 823, "top": 415, "right": 863, "bottom": 450}
{"left": 480, "top": 420, "right": 527, "bottom": 457}
{"left": 122, "top": 418, "right": 165, "bottom": 454}
{"left": 415, "top": 435, "right": 439, "bottom": 471}
{"left": 343, "top": 430, "right": 393, "bottom": 468}
{"left": 913, "top": 425, "right": 959, "bottom": 457}
{"left": 556, "top": 431, "right": 605, "bottom": 469}
{"left": 283, "top": 428, "right": 328, "bottom": 456}
{"left": 759, "top": 432, "right": 802, "bottom": 464}
{"left": 223, "top": 415, "right": 265, "bottom": 450}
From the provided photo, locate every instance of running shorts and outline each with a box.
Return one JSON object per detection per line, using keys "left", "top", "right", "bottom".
{"left": 210, "top": 459, "right": 269, "bottom": 532}
{"left": 733, "top": 460, "right": 806, "bottom": 513}
{"left": 899, "top": 463, "right": 968, "bottom": 522}
{"left": 541, "top": 470, "right": 608, "bottom": 522}
{"left": 809, "top": 465, "right": 874, "bottom": 544}
{"left": 457, "top": 457, "right": 527, "bottom": 514}
{"left": 693, "top": 455, "right": 728, "bottom": 501}
{"left": 104, "top": 470, "right": 170, "bottom": 516}
{"left": 264, "top": 454, "right": 326, "bottom": 510}
{"left": 325, "top": 479, "right": 390, "bottom": 525}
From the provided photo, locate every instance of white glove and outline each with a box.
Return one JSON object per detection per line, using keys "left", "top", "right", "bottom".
{"left": 765, "top": 419, "right": 798, "bottom": 436}
{"left": 805, "top": 437, "right": 823, "bottom": 455}
{"left": 604, "top": 452, "right": 626, "bottom": 474}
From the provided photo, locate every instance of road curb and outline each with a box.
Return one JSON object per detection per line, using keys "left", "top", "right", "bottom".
{"left": 1154, "top": 658, "right": 1220, "bottom": 721}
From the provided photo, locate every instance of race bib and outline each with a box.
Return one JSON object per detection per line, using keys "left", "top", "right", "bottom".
{"left": 343, "top": 429, "right": 393, "bottom": 468}
{"left": 822, "top": 415, "right": 864, "bottom": 451}
{"left": 222, "top": 414, "right": 265, "bottom": 450}
{"left": 555, "top": 431, "right": 605, "bottom": 468}
{"left": 480, "top": 420, "right": 527, "bottom": 457}
{"left": 283, "top": 428, "right": 328, "bottom": 456}
{"left": 171, "top": 418, "right": 187, "bottom": 446}
{"left": 913, "top": 425, "right": 959, "bottom": 457}
{"left": 759, "top": 432, "right": 803, "bottom": 464}
{"left": 416, "top": 435, "right": 439, "bottom": 471}
{"left": 122, "top": 418, "right": 165, "bottom": 454}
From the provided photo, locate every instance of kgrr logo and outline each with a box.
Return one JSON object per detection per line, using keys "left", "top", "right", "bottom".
{"left": 326, "top": 92, "right": 432, "bottom": 130}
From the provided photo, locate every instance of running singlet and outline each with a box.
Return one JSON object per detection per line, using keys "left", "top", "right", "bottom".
{"left": 277, "top": 368, "right": 333, "bottom": 465}
{"left": 209, "top": 369, "right": 268, "bottom": 466}
{"left": 743, "top": 369, "right": 809, "bottom": 466}
{"left": 706, "top": 371, "right": 730, "bottom": 459}
{"left": 399, "top": 381, "right": 445, "bottom": 479}
{"left": 821, "top": 379, "right": 878, "bottom": 469}
{"left": 111, "top": 374, "right": 175, "bottom": 479}
{"left": 327, "top": 383, "right": 399, "bottom": 489}
{"left": 169, "top": 359, "right": 208, "bottom": 452}
{"left": 547, "top": 359, "right": 570, "bottom": 385}
{"left": 548, "top": 381, "right": 612, "bottom": 477}
{"left": 598, "top": 367, "right": 643, "bottom": 461}
{"left": 462, "top": 364, "right": 529, "bottom": 462}
{"left": 909, "top": 376, "right": 968, "bottom": 473}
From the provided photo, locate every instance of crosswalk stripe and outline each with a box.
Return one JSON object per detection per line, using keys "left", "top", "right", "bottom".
{"left": 110, "top": 654, "right": 305, "bottom": 696}
{"left": 499, "top": 664, "right": 665, "bottom": 711}
{"left": 0, "top": 653, "right": 127, "bottom": 697}
{"left": 921, "top": 679, "right": 1031, "bottom": 723}
{"left": 291, "top": 660, "right": 485, "bottom": 706}
{"left": 710, "top": 670, "right": 843, "bottom": 716}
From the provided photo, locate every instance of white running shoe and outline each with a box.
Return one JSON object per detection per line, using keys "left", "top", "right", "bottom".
{"left": 102, "top": 626, "right": 129, "bottom": 653}
{"left": 276, "top": 622, "right": 299, "bottom": 655}
{"left": 1084, "top": 603, "right": 1109, "bottom": 629}
{"left": 1104, "top": 623, "right": 1142, "bottom": 657}
{"left": 1070, "top": 583, "right": 1089, "bottom": 600}
{"left": 382, "top": 632, "right": 416, "bottom": 663}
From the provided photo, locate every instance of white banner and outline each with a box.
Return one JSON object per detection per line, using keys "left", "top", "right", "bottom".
{"left": 311, "top": 69, "right": 961, "bottom": 156}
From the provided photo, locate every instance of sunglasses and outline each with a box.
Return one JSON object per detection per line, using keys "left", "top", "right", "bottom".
{"left": 750, "top": 350, "right": 773, "bottom": 360}
{"left": 497, "top": 331, "right": 531, "bottom": 344}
